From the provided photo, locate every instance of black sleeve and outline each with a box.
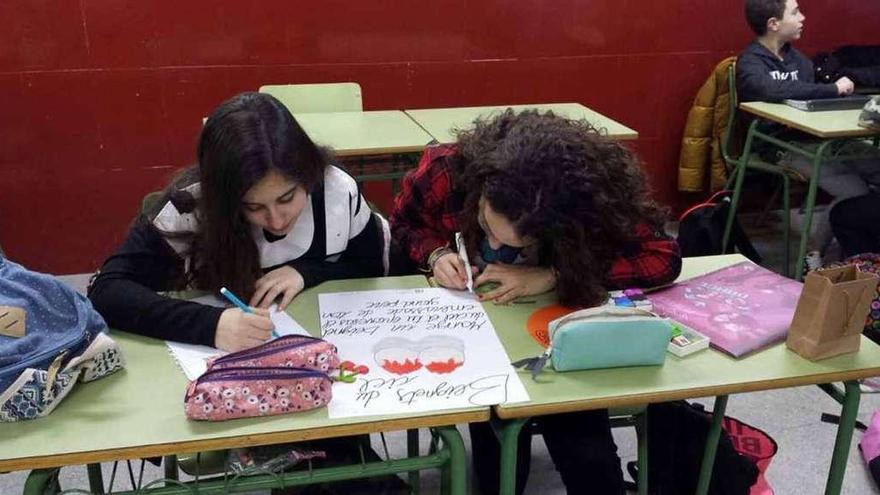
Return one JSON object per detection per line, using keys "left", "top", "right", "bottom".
{"left": 847, "top": 66, "right": 880, "bottom": 87}
{"left": 87, "top": 220, "right": 224, "bottom": 346}
{"left": 737, "top": 53, "right": 838, "bottom": 102}
{"left": 286, "top": 193, "right": 384, "bottom": 288}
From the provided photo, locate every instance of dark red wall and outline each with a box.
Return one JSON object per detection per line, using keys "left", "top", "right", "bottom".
{"left": 2, "top": 0, "right": 878, "bottom": 273}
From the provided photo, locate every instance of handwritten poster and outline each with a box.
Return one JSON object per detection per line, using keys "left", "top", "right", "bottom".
{"left": 319, "top": 288, "right": 529, "bottom": 418}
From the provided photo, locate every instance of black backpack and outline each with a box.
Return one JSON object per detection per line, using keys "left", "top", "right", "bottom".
{"left": 625, "top": 401, "right": 763, "bottom": 495}
{"left": 676, "top": 190, "right": 762, "bottom": 263}
{"left": 814, "top": 45, "right": 880, "bottom": 86}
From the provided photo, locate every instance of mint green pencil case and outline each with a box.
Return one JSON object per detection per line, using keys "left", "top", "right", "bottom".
{"left": 513, "top": 306, "right": 672, "bottom": 378}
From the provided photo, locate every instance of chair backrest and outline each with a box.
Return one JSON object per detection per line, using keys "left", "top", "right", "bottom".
{"left": 141, "top": 190, "right": 165, "bottom": 216}
{"left": 721, "top": 62, "right": 739, "bottom": 167}
{"left": 373, "top": 211, "right": 391, "bottom": 276}
{"left": 258, "top": 83, "right": 363, "bottom": 113}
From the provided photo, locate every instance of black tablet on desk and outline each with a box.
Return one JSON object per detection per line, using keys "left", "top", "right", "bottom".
{"left": 784, "top": 95, "right": 873, "bottom": 111}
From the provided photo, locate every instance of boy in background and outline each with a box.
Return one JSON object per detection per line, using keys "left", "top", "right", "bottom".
{"left": 736, "top": 0, "right": 880, "bottom": 271}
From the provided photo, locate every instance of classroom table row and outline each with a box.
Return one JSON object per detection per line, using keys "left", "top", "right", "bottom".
{"left": 293, "top": 102, "right": 638, "bottom": 158}
{"left": 3, "top": 254, "right": 880, "bottom": 495}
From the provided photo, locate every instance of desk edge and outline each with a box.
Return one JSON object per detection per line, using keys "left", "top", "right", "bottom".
{"left": 0, "top": 410, "right": 488, "bottom": 472}
{"left": 494, "top": 366, "right": 880, "bottom": 419}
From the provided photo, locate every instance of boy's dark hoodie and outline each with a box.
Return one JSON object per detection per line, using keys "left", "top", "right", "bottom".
{"left": 736, "top": 40, "right": 838, "bottom": 102}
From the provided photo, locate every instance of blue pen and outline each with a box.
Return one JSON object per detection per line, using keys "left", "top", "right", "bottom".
{"left": 220, "top": 287, "right": 278, "bottom": 338}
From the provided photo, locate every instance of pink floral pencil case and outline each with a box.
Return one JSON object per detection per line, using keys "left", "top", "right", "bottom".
{"left": 208, "top": 335, "right": 340, "bottom": 373}
{"left": 184, "top": 366, "right": 332, "bottom": 421}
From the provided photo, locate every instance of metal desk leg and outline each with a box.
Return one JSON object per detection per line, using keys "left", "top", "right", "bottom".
{"left": 87, "top": 463, "right": 105, "bottom": 494}
{"left": 794, "top": 141, "right": 833, "bottom": 280}
{"left": 695, "top": 395, "right": 729, "bottom": 495}
{"left": 163, "top": 455, "right": 179, "bottom": 483}
{"left": 435, "top": 426, "right": 468, "bottom": 495}
{"left": 636, "top": 412, "right": 649, "bottom": 495}
{"left": 722, "top": 121, "right": 758, "bottom": 252}
{"left": 408, "top": 429, "right": 421, "bottom": 495}
{"left": 825, "top": 380, "right": 861, "bottom": 495}
{"left": 496, "top": 418, "right": 530, "bottom": 495}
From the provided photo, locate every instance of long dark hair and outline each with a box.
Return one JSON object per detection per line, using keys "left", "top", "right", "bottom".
{"left": 149, "top": 92, "right": 329, "bottom": 299}
{"left": 452, "top": 109, "right": 667, "bottom": 308}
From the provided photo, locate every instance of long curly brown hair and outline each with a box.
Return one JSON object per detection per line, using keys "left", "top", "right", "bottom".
{"left": 451, "top": 109, "right": 668, "bottom": 308}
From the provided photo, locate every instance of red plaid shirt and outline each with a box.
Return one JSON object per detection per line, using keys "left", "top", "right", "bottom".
{"left": 389, "top": 145, "right": 682, "bottom": 288}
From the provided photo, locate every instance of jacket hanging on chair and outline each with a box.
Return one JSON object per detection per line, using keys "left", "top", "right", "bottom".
{"left": 678, "top": 57, "right": 736, "bottom": 193}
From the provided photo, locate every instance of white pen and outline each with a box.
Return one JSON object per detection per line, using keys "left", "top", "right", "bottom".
{"left": 454, "top": 232, "right": 474, "bottom": 293}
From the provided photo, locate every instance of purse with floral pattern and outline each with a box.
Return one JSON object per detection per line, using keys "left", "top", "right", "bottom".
{"left": 184, "top": 366, "right": 333, "bottom": 421}
{"left": 186, "top": 335, "right": 339, "bottom": 421}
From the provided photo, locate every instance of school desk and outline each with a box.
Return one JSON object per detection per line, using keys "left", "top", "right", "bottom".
{"left": 295, "top": 110, "right": 433, "bottom": 157}
{"left": 487, "top": 254, "right": 880, "bottom": 495}
{"left": 404, "top": 103, "right": 639, "bottom": 144}
{"left": 724, "top": 102, "right": 880, "bottom": 279}
{"left": 294, "top": 110, "right": 435, "bottom": 184}
{"left": 0, "top": 275, "right": 484, "bottom": 495}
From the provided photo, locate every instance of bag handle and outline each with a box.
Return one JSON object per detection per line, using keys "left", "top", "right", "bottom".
{"left": 839, "top": 285, "right": 868, "bottom": 335}
{"left": 44, "top": 350, "right": 69, "bottom": 398}
{"left": 820, "top": 269, "right": 870, "bottom": 334}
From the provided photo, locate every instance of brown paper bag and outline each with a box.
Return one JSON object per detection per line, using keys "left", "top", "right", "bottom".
{"left": 787, "top": 265, "right": 879, "bottom": 360}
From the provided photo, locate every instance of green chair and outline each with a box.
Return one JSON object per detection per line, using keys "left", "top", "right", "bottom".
{"left": 720, "top": 62, "right": 806, "bottom": 277}
{"left": 259, "top": 82, "right": 363, "bottom": 113}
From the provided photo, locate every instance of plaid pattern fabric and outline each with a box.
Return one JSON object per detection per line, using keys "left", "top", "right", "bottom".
{"left": 390, "top": 145, "right": 463, "bottom": 268}
{"left": 390, "top": 144, "right": 682, "bottom": 287}
{"left": 606, "top": 222, "right": 682, "bottom": 289}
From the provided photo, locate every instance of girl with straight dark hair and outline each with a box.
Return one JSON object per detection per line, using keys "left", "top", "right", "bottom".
{"left": 89, "top": 92, "right": 385, "bottom": 351}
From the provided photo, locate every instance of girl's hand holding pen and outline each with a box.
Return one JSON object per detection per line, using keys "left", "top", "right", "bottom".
{"left": 432, "top": 252, "right": 478, "bottom": 291}
{"left": 215, "top": 307, "right": 273, "bottom": 352}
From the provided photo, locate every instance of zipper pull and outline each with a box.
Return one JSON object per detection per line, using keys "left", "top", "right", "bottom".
{"left": 511, "top": 346, "right": 552, "bottom": 381}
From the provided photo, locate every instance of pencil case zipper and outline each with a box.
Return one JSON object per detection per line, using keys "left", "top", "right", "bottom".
{"left": 211, "top": 335, "right": 325, "bottom": 365}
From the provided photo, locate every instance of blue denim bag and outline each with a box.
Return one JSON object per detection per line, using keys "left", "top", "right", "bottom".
{"left": 0, "top": 256, "right": 121, "bottom": 421}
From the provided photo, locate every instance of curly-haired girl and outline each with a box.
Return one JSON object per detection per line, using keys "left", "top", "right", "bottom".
{"left": 390, "top": 109, "right": 682, "bottom": 494}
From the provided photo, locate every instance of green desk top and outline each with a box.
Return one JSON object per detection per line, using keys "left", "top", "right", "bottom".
{"left": 492, "top": 254, "right": 880, "bottom": 419}
{"left": 404, "top": 103, "right": 638, "bottom": 144}
{"left": 294, "top": 110, "right": 434, "bottom": 157}
{"left": 740, "top": 101, "right": 880, "bottom": 139}
{"left": 0, "top": 276, "right": 488, "bottom": 472}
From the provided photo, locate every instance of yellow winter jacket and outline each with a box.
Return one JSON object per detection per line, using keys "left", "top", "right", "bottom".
{"left": 677, "top": 57, "right": 735, "bottom": 192}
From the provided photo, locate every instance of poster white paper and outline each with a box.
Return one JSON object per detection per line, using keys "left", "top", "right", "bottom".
{"left": 319, "top": 287, "right": 529, "bottom": 418}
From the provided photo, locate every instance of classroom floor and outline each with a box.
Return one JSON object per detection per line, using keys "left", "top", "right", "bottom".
{"left": 3, "top": 210, "right": 880, "bottom": 494}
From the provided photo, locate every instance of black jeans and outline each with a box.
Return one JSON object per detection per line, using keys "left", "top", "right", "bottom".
{"left": 470, "top": 409, "right": 624, "bottom": 495}
{"left": 831, "top": 193, "right": 880, "bottom": 257}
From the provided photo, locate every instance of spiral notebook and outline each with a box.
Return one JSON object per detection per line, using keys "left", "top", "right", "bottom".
{"left": 648, "top": 262, "right": 802, "bottom": 357}
{"left": 165, "top": 295, "right": 310, "bottom": 380}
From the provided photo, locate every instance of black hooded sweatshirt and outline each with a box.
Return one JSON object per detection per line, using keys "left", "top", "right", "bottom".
{"left": 736, "top": 40, "right": 838, "bottom": 102}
